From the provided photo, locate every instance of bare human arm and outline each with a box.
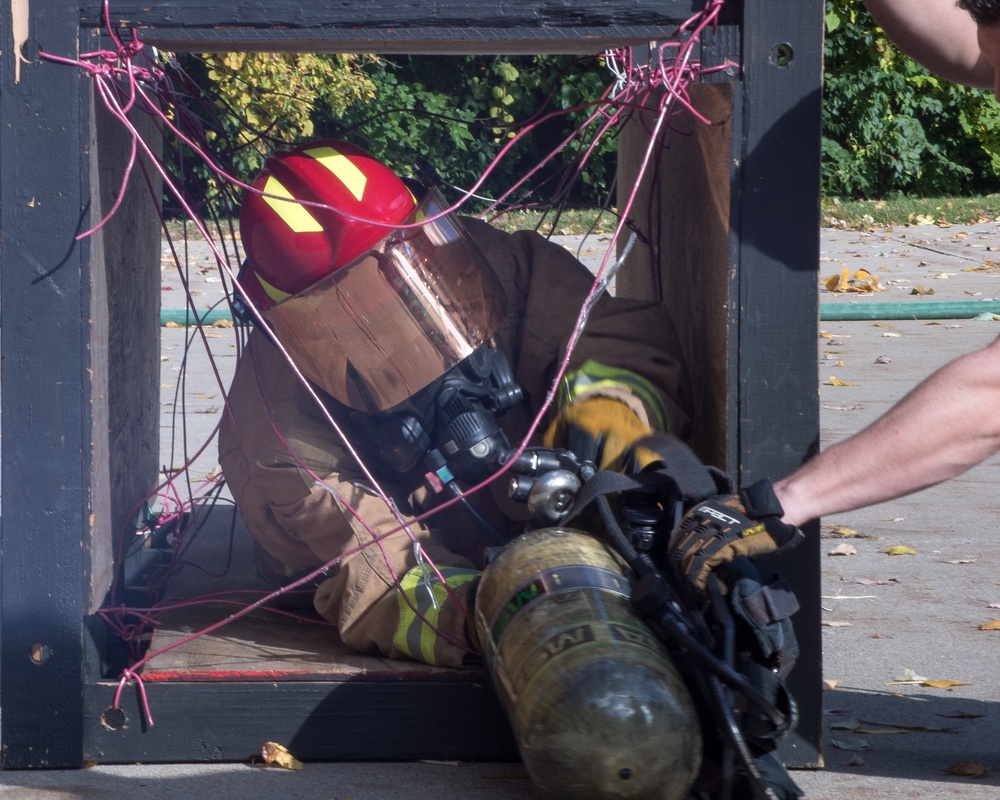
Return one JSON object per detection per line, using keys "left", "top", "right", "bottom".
{"left": 773, "top": 335, "right": 1000, "bottom": 526}
{"left": 862, "top": 0, "right": 996, "bottom": 89}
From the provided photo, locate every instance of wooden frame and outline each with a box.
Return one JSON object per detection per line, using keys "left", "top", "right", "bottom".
{"left": 0, "top": 0, "right": 823, "bottom": 770}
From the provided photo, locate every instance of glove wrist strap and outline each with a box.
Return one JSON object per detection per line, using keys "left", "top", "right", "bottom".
{"left": 739, "top": 478, "right": 784, "bottom": 519}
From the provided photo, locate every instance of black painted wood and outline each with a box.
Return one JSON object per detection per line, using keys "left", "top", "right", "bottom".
{"left": 83, "top": 0, "right": 736, "bottom": 30}
{"left": 83, "top": 679, "right": 518, "bottom": 763}
{"left": 81, "top": 0, "right": 738, "bottom": 53}
{"left": 0, "top": 7, "right": 93, "bottom": 770}
{"left": 732, "top": 0, "right": 824, "bottom": 767}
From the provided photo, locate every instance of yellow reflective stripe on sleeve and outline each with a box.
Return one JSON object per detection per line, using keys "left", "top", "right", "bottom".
{"left": 262, "top": 175, "right": 323, "bottom": 233}
{"left": 303, "top": 145, "right": 367, "bottom": 202}
{"left": 559, "top": 359, "right": 669, "bottom": 432}
{"left": 394, "top": 566, "right": 479, "bottom": 666}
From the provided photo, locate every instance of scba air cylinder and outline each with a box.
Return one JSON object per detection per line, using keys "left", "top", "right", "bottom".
{"left": 474, "top": 527, "right": 702, "bottom": 800}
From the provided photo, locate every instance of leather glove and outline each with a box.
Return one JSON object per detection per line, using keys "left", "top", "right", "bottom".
{"left": 667, "top": 479, "right": 804, "bottom": 592}
{"left": 543, "top": 396, "right": 653, "bottom": 472}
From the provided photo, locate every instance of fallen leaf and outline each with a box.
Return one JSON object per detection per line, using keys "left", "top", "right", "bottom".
{"left": 823, "top": 523, "right": 861, "bottom": 537}
{"left": 881, "top": 332, "right": 902, "bottom": 338}
{"left": 822, "top": 267, "right": 884, "bottom": 293}
{"left": 829, "top": 543, "right": 858, "bottom": 556}
{"left": 832, "top": 737, "right": 871, "bottom": 751}
{"left": 842, "top": 754, "right": 865, "bottom": 767}
{"left": 942, "top": 558, "right": 978, "bottom": 565}
{"left": 858, "top": 719, "right": 959, "bottom": 733}
{"left": 978, "top": 620, "right": 1000, "bottom": 630}
{"left": 856, "top": 578, "right": 897, "bottom": 586}
{"left": 937, "top": 711, "right": 986, "bottom": 719}
{"left": 825, "top": 376, "right": 858, "bottom": 386}
{"left": 910, "top": 286, "right": 935, "bottom": 295}
{"left": 889, "top": 668, "right": 928, "bottom": 684}
{"left": 881, "top": 545, "right": 916, "bottom": 556}
{"left": 922, "top": 679, "right": 971, "bottom": 689}
{"left": 823, "top": 678, "right": 842, "bottom": 690}
{"left": 822, "top": 594, "right": 877, "bottom": 600}
{"left": 213, "top": 318, "right": 234, "bottom": 328}
{"left": 855, "top": 728, "right": 906, "bottom": 735}
{"left": 254, "top": 742, "right": 304, "bottom": 770}
{"left": 945, "top": 760, "right": 989, "bottom": 778}
{"left": 823, "top": 620, "right": 853, "bottom": 627}
{"left": 874, "top": 355, "right": 892, "bottom": 364}
{"left": 165, "top": 321, "right": 181, "bottom": 328}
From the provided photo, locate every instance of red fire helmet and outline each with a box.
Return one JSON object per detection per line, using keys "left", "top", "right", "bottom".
{"left": 239, "top": 139, "right": 418, "bottom": 311}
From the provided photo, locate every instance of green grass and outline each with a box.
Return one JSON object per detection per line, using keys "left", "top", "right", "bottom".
{"left": 822, "top": 194, "right": 1000, "bottom": 230}
{"left": 163, "top": 206, "right": 621, "bottom": 241}
{"left": 165, "top": 195, "right": 1000, "bottom": 242}
{"left": 485, "top": 207, "right": 619, "bottom": 235}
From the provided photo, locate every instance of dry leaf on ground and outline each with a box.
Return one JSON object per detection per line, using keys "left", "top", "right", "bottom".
{"left": 881, "top": 545, "right": 916, "bottom": 556}
{"left": 254, "top": 742, "right": 304, "bottom": 770}
{"left": 825, "top": 376, "right": 858, "bottom": 386}
{"left": 945, "top": 760, "right": 989, "bottom": 778}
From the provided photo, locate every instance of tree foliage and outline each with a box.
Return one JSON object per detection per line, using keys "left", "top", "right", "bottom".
{"left": 334, "top": 54, "right": 618, "bottom": 211}
{"left": 180, "top": 52, "right": 377, "bottom": 190}
{"left": 170, "top": 52, "right": 617, "bottom": 215}
{"left": 823, "top": 0, "right": 1000, "bottom": 198}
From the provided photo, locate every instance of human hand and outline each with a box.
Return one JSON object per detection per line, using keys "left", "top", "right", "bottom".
{"left": 667, "top": 479, "right": 804, "bottom": 592}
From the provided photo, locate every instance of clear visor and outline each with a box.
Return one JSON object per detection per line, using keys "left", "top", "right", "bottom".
{"left": 265, "top": 189, "right": 507, "bottom": 412}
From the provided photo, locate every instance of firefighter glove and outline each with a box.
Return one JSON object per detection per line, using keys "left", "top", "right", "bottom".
{"left": 668, "top": 479, "right": 804, "bottom": 592}
{"left": 543, "top": 396, "right": 653, "bottom": 472}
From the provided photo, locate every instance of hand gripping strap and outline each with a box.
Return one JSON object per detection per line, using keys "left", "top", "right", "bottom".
{"left": 674, "top": 498, "right": 768, "bottom": 583}
{"left": 562, "top": 433, "right": 722, "bottom": 523}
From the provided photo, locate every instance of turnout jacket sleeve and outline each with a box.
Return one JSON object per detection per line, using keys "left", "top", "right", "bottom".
{"left": 461, "top": 218, "right": 691, "bottom": 438}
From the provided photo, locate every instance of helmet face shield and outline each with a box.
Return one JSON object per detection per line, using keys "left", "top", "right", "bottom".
{"left": 265, "top": 190, "right": 507, "bottom": 412}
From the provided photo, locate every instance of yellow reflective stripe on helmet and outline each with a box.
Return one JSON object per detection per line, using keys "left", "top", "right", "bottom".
{"left": 253, "top": 270, "right": 292, "bottom": 305}
{"left": 559, "top": 359, "right": 669, "bottom": 432}
{"left": 303, "top": 145, "right": 367, "bottom": 202}
{"left": 262, "top": 175, "right": 323, "bottom": 233}
{"left": 394, "top": 565, "right": 479, "bottom": 666}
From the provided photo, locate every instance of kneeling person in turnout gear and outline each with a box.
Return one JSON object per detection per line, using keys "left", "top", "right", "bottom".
{"left": 219, "top": 138, "right": 691, "bottom": 668}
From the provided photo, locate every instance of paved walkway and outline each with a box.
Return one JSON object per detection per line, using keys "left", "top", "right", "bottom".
{"left": 6, "top": 223, "right": 1000, "bottom": 798}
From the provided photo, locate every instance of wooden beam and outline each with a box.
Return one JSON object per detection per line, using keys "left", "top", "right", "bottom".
{"left": 0, "top": 7, "right": 94, "bottom": 770}
{"left": 80, "top": 0, "right": 739, "bottom": 54}
{"left": 84, "top": 679, "right": 518, "bottom": 763}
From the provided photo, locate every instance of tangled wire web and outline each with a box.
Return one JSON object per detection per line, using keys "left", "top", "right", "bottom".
{"left": 39, "top": 0, "right": 731, "bottom": 723}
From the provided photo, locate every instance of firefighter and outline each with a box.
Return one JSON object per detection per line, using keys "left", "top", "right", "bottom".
{"left": 219, "top": 139, "right": 692, "bottom": 667}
